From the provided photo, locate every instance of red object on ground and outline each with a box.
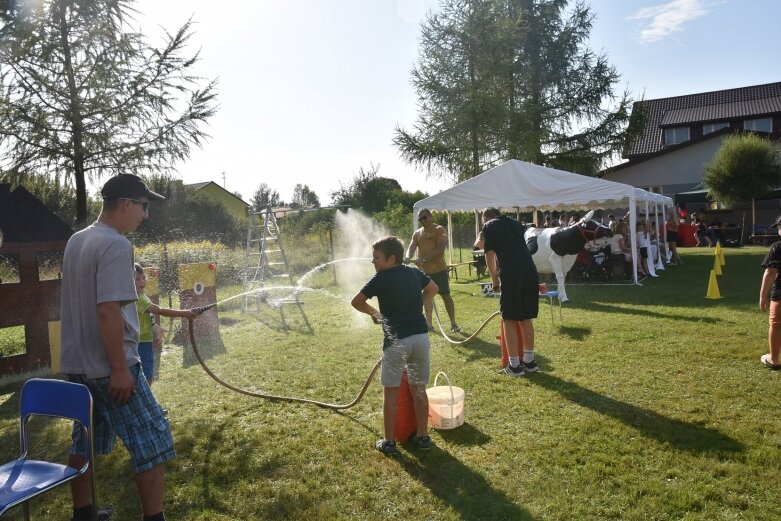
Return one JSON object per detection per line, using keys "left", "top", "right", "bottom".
{"left": 498, "top": 320, "right": 524, "bottom": 368}
{"left": 394, "top": 370, "right": 417, "bottom": 442}
{"left": 668, "top": 223, "right": 698, "bottom": 247}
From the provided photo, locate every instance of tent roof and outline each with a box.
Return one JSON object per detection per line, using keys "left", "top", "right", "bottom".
{"left": 413, "top": 160, "right": 672, "bottom": 213}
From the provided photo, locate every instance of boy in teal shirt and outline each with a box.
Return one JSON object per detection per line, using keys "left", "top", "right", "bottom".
{"left": 351, "top": 236, "right": 439, "bottom": 455}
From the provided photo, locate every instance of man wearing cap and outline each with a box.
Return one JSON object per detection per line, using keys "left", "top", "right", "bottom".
{"left": 759, "top": 214, "right": 781, "bottom": 371}
{"left": 406, "top": 208, "right": 462, "bottom": 333}
{"left": 60, "top": 174, "right": 171, "bottom": 521}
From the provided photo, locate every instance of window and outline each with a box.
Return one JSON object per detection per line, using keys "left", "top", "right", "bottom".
{"left": 642, "top": 186, "right": 663, "bottom": 194}
{"left": 703, "top": 122, "right": 729, "bottom": 135}
{"left": 36, "top": 251, "right": 64, "bottom": 281}
{"left": 0, "top": 253, "right": 21, "bottom": 284}
{"left": 744, "top": 118, "right": 772, "bottom": 132}
{"left": 664, "top": 127, "right": 690, "bottom": 145}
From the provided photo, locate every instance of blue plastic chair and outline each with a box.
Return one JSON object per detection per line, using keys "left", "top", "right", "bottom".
{"left": 539, "top": 290, "right": 562, "bottom": 327}
{"left": 0, "top": 378, "right": 98, "bottom": 520}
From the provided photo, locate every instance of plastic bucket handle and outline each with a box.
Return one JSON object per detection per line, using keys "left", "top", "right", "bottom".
{"left": 433, "top": 371, "right": 455, "bottom": 419}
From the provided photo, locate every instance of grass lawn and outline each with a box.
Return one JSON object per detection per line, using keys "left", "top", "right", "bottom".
{"left": 2, "top": 246, "right": 780, "bottom": 520}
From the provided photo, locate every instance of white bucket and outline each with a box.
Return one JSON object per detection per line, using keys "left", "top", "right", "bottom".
{"left": 426, "top": 372, "right": 465, "bottom": 430}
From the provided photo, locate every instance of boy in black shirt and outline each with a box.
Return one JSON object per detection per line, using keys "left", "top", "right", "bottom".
{"left": 760, "top": 215, "right": 781, "bottom": 370}
{"left": 351, "top": 236, "right": 439, "bottom": 454}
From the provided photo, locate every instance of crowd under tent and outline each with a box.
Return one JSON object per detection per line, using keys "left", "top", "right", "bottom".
{"left": 412, "top": 160, "right": 674, "bottom": 284}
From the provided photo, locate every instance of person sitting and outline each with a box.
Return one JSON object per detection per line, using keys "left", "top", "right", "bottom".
{"left": 610, "top": 222, "right": 645, "bottom": 280}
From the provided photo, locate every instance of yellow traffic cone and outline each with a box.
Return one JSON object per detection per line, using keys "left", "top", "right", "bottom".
{"left": 715, "top": 242, "right": 725, "bottom": 266}
{"left": 713, "top": 254, "right": 722, "bottom": 275}
{"left": 705, "top": 269, "right": 722, "bottom": 299}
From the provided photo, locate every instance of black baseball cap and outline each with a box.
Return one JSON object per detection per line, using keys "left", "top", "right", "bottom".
{"left": 101, "top": 174, "right": 165, "bottom": 202}
{"left": 771, "top": 215, "right": 781, "bottom": 228}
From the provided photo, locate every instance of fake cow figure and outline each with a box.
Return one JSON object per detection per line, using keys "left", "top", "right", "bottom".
{"left": 525, "top": 210, "right": 613, "bottom": 303}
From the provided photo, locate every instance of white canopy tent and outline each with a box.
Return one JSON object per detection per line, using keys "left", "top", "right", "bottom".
{"left": 412, "top": 160, "right": 674, "bottom": 284}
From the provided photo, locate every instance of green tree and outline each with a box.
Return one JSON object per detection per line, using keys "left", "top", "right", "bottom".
{"left": 251, "top": 182, "right": 282, "bottom": 210}
{"left": 395, "top": 0, "right": 633, "bottom": 181}
{"left": 290, "top": 183, "right": 320, "bottom": 208}
{"left": 704, "top": 133, "right": 781, "bottom": 237}
{"left": 0, "top": 0, "right": 217, "bottom": 224}
{"left": 330, "top": 164, "right": 425, "bottom": 214}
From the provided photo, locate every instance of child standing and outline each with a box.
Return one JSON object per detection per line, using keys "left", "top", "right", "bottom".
{"left": 351, "top": 236, "right": 439, "bottom": 455}
{"left": 135, "top": 263, "right": 198, "bottom": 383}
{"left": 760, "top": 216, "right": 781, "bottom": 370}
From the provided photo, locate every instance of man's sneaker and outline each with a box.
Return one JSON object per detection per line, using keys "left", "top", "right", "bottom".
{"left": 450, "top": 325, "right": 462, "bottom": 333}
{"left": 520, "top": 360, "right": 539, "bottom": 373}
{"left": 410, "top": 434, "right": 432, "bottom": 450}
{"left": 375, "top": 438, "right": 398, "bottom": 455}
{"left": 499, "top": 363, "right": 526, "bottom": 376}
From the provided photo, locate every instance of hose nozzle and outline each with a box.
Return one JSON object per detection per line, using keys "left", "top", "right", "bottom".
{"left": 193, "top": 303, "right": 217, "bottom": 315}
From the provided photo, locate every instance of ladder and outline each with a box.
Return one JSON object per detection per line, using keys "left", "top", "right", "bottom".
{"left": 243, "top": 205, "right": 311, "bottom": 332}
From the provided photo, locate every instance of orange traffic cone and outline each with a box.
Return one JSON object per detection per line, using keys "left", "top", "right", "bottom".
{"left": 394, "top": 370, "right": 417, "bottom": 442}
{"left": 499, "top": 320, "right": 524, "bottom": 368}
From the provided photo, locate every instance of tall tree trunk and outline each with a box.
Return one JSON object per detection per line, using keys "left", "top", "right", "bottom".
{"left": 58, "top": 2, "right": 88, "bottom": 224}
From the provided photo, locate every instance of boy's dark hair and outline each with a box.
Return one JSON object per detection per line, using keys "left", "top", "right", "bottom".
{"left": 372, "top": 236, "right": 405, "bottom": 265}
{"left": 483, "top": 207, "right": 501, "bottom": 219}
{"left": 134, "top": 263, "right": 144, "bottom": 275}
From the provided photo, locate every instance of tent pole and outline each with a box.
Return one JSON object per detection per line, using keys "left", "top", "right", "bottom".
{"left": 447, "top": 210, "right": 454, "bottom": 266}
{"left": 630, "top": 199, "right": 638, "bottom": 285}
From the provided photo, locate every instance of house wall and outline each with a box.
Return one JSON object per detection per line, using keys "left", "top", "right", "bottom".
{"left": 197, "top": 184, "right": 248, "bottom": 221}
{"left": 604, "top": 136, "right": 727, "bottom": 196}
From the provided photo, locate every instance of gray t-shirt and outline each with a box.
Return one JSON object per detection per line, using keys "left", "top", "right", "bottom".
{"left": 60, "top": 222, "right": 141, "bottom": 378}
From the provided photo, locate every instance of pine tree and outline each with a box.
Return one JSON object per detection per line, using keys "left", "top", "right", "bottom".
{"left": 395, "top": 0, "right": 633, "bottom": 181}
{"left": 0, "top": 0, "right": 217, "bottom": 223}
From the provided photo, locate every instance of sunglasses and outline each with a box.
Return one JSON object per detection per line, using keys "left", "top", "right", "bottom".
{"left": 122, "top": 198, "right": 149, "bottom": 211}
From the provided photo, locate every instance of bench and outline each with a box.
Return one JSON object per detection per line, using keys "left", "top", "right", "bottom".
{"left": 749, "top": 234, "right": 778, "bottom": 246}
{"left": 447, "top": 261, "right": 476, "bottom": 281}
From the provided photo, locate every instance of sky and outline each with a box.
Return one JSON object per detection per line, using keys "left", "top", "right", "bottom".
{"left": 132, "top": 0, "right": 781, "bottom": 205}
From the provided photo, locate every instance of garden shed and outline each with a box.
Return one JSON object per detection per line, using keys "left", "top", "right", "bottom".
{"left": 0, "top": 184, "right": 73, "bottom": 379}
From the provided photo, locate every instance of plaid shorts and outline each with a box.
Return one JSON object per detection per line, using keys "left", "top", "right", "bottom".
{"left": 68, "top": 363, "right": 175, "bottom": 474}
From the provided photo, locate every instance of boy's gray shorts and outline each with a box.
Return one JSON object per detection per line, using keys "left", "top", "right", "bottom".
{"left": 381, "top": 332, "right": 430, "bottom": 387}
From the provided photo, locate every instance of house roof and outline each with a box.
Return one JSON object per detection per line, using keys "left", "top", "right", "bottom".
{"left": 660, "top": 96, "right": 781, "bottom": 127}
{"left": 184, "top": 181, "right": 249, "bottom": 206}
{"left": 628, "top": 81, "right": 781, "bottom": 157}
{"left": 0, "top": 184, "right": 73, "bottom": 243}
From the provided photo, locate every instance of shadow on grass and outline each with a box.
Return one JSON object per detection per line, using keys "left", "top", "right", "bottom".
{"left": 528, "top": 373, "right": 743, "bottom": 454}
{"left": 435, "top": 421, "right": 491, "bottom": 446}
{"left": 556, "top": 325, "right": 591, "bottom": 341}
{"left": 569, "top": 301, "right": 722, "bottom": 324}
{"left": 453, "top": 336, "right": 503, "bottom": 363}
{"left": 397, "top": 446, "right": 536, "bottom": 520}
